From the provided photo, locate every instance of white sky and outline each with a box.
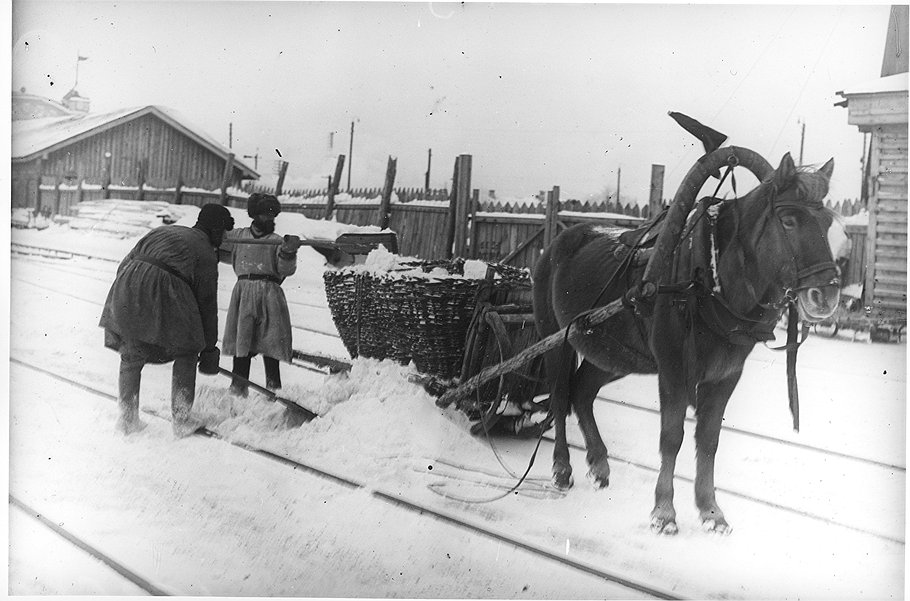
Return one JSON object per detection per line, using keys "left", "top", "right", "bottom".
{"left": 10, "top": 1, "right": 895, "bottom": 202}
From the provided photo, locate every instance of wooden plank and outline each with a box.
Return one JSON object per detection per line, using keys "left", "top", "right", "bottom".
{"left": 876, "top": 210, "right": 908, "bottom": 224}
{"left": 876, "top": 195, "right": 908, "bottom": 208}
{"left": 874, "top": 247, "right": 908, "bottom": 261}
{"left": 872, "top": 275, "right": 908, "bottom": 287}
{"left": 865, "top": 132, "right": 883, "bottom": 310}
{"left": 452, "top": 155, "right": 472, "bottom": 257}
{"left": 875, "top": 220, "right": 907, "bottom": 234}
{"left": 876, "top": 238, "right": 907, "bottom": 249}
{"left": 379, "top": 155, "right": 397, "bottom": 230}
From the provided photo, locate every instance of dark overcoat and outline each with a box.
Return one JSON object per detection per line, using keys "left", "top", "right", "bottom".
{"left": 99, "top": 225, "right": 219, "bottom": 362}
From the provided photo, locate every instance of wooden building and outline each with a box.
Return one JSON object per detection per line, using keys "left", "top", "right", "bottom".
{"left": 835, "top": 5, "right": 908, "bottom": 318}
{"left": 11, "top": 100, "right": 258, "bottom": 210}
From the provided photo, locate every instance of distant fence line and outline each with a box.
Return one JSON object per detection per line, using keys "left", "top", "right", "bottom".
{"left": 35, "top": 178, "right": 867, "bottom": 223}
{"left": 34, "top": 179, "right": 869, "bottom": 278}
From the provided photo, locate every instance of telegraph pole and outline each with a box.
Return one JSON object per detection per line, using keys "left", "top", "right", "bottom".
{"left": 616, "top": 166, "right": 622, "bottom": 206}
{"left": 243, "top": 148, "right": 260, "bottom": 171}
{"left": 798, "top": 119, "right": 806, "bottom": 165}
{"left": 347, "top": 120, "right": 355, "bottom": 192}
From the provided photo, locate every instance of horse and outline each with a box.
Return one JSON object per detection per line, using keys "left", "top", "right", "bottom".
{"left": 532, "top": 149, "right": 841, "bottom": 535}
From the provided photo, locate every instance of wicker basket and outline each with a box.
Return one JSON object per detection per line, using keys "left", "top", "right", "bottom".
{"left": 323, "top": 270, "right": 393, "bottom": 360}
{"left": 323, "top": 260, "right": 530, "bottom": 380}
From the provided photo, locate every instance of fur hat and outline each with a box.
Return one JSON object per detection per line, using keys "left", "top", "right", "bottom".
{"left": 247, "top": 193, "right": 281, "bottom": 218}
{"left": 195, "top": 203, "right": 234, "bottom": 231}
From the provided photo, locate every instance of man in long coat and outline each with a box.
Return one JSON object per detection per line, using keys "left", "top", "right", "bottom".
{"left": 221, "top": 193, "right": 298, "bottom": 395}
{"left": 99, "top": 204, "right": 234, "bottom": 437}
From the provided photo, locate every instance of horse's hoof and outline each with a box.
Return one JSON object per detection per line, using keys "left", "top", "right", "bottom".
{"left": 552, "top": 471, "right": 574, "bottom": 491}
{"left": 587, "top": 471, "right": 610, "bottom": 489}
{"left": 702, "top": 518, "right": 732, "bottom": 535}
{"left": 650, "top": 517, "right": 678, "bottom": 535}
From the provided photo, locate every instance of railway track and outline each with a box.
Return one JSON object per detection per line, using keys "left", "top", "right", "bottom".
{"left": 12, "top": 247, "right": 899, "bottom": 472}
{"left": 9, "top": 272, "right": 903, "bottom": 544}
{"left": 11, "top": 243, "right": 904, "bottom": 544}
{"left": 8, "top": 495, "right": 174, "bottom": 595}
{"left": 9, "top": 356, "right": 682, "bottom": 600}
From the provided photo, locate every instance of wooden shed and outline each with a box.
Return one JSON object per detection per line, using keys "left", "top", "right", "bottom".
{"left": 835, "top": 6, "right": 908, "bottom": 319}
{"left": 11, "top": 102, "right": 259, "bottom": 210}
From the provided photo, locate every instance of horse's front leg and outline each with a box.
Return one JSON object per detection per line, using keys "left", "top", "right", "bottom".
{"left": 693, "top": 377, "right": 738, "bottom": 535}
{"left": 651, "top": 374, "right": 690, "bottom": 535}
{"left": 572, "top": 360, "right": 617, "bottom": 488}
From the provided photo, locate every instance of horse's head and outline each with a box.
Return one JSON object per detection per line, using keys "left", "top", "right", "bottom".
{"left": 732, "top": 153, "right": 841, "bottom": 322}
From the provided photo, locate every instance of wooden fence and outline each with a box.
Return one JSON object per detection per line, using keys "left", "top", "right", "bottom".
{"left": 36, "top": 172, "right": 870, "bottom": 278}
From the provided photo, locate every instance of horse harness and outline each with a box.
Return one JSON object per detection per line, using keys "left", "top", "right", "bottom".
{"left": 613, "top": 186, "right": 839, "bottom": 431}
{"left": 619, "top": 190, "right": 838, "bottom": 348}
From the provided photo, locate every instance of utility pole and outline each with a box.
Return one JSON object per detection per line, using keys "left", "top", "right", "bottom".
{"left": 616, "top": 167, "right": 622, "bottom": 206}
{"left": 228, "top": 122, "right": 233, "bottom": 149}
{"left": 425, "top": 148, "right": 432, "bottom": 192}
{"left": 347, "top": 120, "right": 355, "bottom": 192}
{"left": 798, "top": 118, "right": 806, "bottom": 165}
{"left": 243, "top": 148, "right": 260, "bottom": 171}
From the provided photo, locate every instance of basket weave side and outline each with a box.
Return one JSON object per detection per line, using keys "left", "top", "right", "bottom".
{"left": 324, "top": 261, "right": 532, "bottom": 380}
{"left": 323, "top": 271, "right": 392, "bottom": 360}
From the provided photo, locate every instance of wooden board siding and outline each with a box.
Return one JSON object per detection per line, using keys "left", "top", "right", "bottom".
{"left": 389, "top": 204, "right": 450, "bottom": 258}
{"left": 472, "top": 214, "right": 546, "bottom": 269}
{"left": 14, "top": 113, "right": 246, "bottom": 195}
{"left": 865, "top": 125, "right": 908, "bottom": 315}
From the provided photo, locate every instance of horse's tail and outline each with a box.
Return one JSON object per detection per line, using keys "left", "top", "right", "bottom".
{"left": 533, "top": 231, "right": 583, "bottom": 417}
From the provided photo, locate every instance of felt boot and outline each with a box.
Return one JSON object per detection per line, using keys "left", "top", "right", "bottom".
{"left": 264, "top": 356, "right": 281, "bottom": 391}
{"left": 230, "top": 355, "right": 251, "bottom": 397}
{"left": 171, "top": 354, "right": 204, "bottom": 438}
{"left": 116, "top": 353, "right": 148, "bottom": 435}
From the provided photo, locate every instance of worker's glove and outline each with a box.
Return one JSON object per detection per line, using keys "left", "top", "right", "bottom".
{"left": 279, "top": 234, "right": 302, "bottom": 259}
{"left": 198, "top": 347, "right": 221, "bottom": 375}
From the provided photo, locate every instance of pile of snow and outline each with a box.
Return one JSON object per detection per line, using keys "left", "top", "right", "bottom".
{"left": 11, "top": 208, "right": 51, "bottom": 230}
{"left": 63, "top": 199, "right": 195, "bottom": 238}
{"left": 843, "top": 209, "right": 870, "bottom": 226}
{"left": 38, "top": 199, "right": 384, "bottom": 245}
{"left": 352, "top": 246, "right": 503, "bottom": 281}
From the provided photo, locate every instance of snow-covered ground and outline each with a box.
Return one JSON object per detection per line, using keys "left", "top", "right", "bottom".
{"left": 7, "top": 201, "right": 906, "bottom": 598}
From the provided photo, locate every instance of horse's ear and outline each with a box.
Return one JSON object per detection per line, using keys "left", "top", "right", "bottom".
{"left": 774, "top": 153, "right": 797, "bottom": 187}
{"left": 819, "top": 158, "right": 835, "bottom": 180}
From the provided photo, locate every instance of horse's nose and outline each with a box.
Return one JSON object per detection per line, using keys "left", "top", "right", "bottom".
{"left": 799, "top": 286, "right": 840, "bottom": 320}
{"left": 808, "top": 287, "right": 826, "bottom": 308}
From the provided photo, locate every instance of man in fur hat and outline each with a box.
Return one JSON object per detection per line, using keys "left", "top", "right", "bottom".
{"left": 100, "top": 203, "right": 234, "bottom": 437}
{"left": 221, "top": 193, "right": 298, "bottom": 395}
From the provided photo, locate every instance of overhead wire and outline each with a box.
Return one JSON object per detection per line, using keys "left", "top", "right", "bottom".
{"left": 768, "top": 7, "right": 844, "bottom": 158}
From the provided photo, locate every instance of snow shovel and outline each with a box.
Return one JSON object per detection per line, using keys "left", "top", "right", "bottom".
{"left": 226, "top": 232, "right": 398, "bottom": 266}
{"left": 217, "top": 367, "right": 319, "bottom": 427}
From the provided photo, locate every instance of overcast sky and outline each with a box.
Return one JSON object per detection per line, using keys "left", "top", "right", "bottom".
{"left": 11, "top": 1, "right": 894, "bottom": 202}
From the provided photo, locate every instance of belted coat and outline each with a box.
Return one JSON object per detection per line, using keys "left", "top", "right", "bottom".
{"left": 99, "top": 225, "right": 220, "bottom": 362}
{"left": 220, "top": 227, "right": 297, "bottom": 362}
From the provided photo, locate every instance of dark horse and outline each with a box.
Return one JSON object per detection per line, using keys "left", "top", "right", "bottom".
{"left": 532, "top": 149, "right": 841, "bottom": 534}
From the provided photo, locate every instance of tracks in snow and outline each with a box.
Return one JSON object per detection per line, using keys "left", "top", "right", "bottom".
{"left": 9, "top": 357, "right": 682, "bottom": 600}
{"left": 12, "top": 243, "right": 905, "bottom": 546}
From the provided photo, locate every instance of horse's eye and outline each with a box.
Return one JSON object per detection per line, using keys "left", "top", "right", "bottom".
{"left": 780, "top": 213, "right": 799, "bottom": 229}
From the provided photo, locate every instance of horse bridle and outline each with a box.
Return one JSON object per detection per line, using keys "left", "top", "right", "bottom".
{"left": 768, "top": 189, "right": 840, "bottom": 309}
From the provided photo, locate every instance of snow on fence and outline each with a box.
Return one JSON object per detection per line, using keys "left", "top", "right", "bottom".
{"left": 33, "top": 178, "right": 869, "bottom": 274}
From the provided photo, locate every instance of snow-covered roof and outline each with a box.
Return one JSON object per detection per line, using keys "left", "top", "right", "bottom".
{"left": 836, "top": 72, "right": 909, "bottom": 97}
{"left": 11, "top": 104, "right": 259, "bottom": 179}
